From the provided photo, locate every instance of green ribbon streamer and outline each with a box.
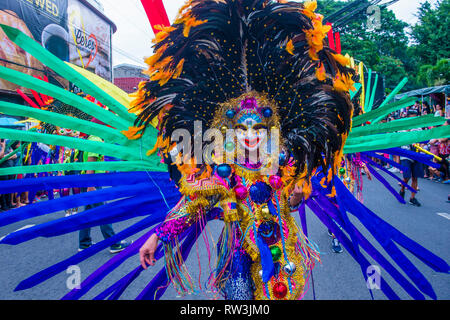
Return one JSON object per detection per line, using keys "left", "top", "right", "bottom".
{"left": 376, "top": 77, "right": 408, "bottom": 112}
{"left": 0, "top": 23, "right": 135, "bottom": 124}
{"left": 367, "top": 73, "right": 378, "bottom": 113}
{"left": 370, "top": 97, "right": 409, "bottom": 125}
{"left": 368, "top": 78, "right": 410, "bottom": 124}
{"left": 0, "top": 65, "right": 129, "bottom": 131}
{"left": 0, "top": 101, "right": 128, "bottom": 145}
{"left": 0, "top": 128, "right": 142, "bottom": 162}
{"left": 344, "top": 125, "right": 450, "bottom": 154}
{"left": 0, "top": 161, "right": 166, "bottom": 176}
{"left": 350, "top": 83, "right": 361, "bottom": 100}
{"left": 0, "top": 142, "right": 23, "bottom": 166}
{"left": 0, "top": 139, "right": 16, "bottom": 164}
{"left": 350, "top": 115, "right": 446, "bottom": 138}
{"left": 352, "top": 97, "right": 417, "bottom": 127}
{"left": 364, "top": 69, "right": 372, "bottom": 112}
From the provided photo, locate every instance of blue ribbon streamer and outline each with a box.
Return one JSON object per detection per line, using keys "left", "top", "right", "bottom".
{"left": 62, "top": 225, "right": 163, "bottom": 300}
{"left": 106, "top": 266, "right": 144, "bottom": 300}
{"left": 256, "top": 233, "right": 275, "bottom": 283}
{"left": 376, "top": 148, "right": 438, "bottom": 168}
{"left": 0, "top": 171, "right": 172, "bottom": 195}
{"left": 1, "top": 192, "right": 180, "bottom": 245}
{"left": 362, "top": 151, "right": 410, "bottom": 172}
{"left": 306, "top": 198, "right": 401, "bottom": 300}
{"left": 333, "top": 178, "right": 449, "bottom": 299}
{"left": 360, "top": 153, "right": 417, "bottom": 193}
{"left": 15, "top": 212, "right": 169, "bottom": 292}
{"left": 0, "top": 182, "right": 164, "bottom": 227}
{"left": 363, "top": 164, "right": 407, "bottom": 204}
{"left": 312, "top": 190, "right": 428, "bottom": 300}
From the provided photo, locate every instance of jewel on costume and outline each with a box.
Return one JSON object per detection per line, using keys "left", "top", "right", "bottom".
{"left": 225, "top": 141, "right": 235, "bottom": 152}
{"left": 217, "top": 164, "right": 232, "bottom": 178}
{"left": 260, "top": 205, "right": 270, "bottom": 217}
{"left": 249, "top": 181, "right": 273, "bottom": 204}
{"left": 273, "top": 282, "right": 288, "bottom": 299}
{"left": 226, "top": 109, "right": 236, "bottom": 119}
{"left": 241, "top": 97, "right": 258, "bottom": 110}
{"left": 262, "top": 108, "right": 273, "bottom": 118}
{"left": 269, "top": 175, "right": 283, "bottom": 190}
{"left": 258, "top": 221, "right": 280, "bottom": 246}
{"left": 234, "top": 184, "right": 248, "bottom": 200}
{"left": 283, "top": 261, "right": 296, "bottom": 276}
{"left": 270, "top": 245, "right": 282, "bottom": 262}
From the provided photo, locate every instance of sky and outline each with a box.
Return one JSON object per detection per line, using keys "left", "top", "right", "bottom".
{"left": 97, "top": 0, "right": 439, "bottom": 68}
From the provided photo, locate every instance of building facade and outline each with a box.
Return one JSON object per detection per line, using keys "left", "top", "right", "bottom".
{"left": 113, "top": 64, "right": 148, "bottom": 94}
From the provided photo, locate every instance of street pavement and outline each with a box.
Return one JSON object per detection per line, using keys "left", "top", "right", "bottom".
{"left": 0, "top": 171, "right": 448, "bottom": 300}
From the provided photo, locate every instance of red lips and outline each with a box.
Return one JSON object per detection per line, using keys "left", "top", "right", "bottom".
{"left": 244, "top": 137, "right": 260, "bottom": 148}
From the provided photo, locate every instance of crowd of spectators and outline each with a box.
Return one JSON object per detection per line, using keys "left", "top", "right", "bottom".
{"left": 376, "top": 100, "right": 450, "bottom": 206}
{"left": 0, "top": 134, "right": 131, "bottom": 253}
{"left": 0, "top": 139, "right": 30, "bottom": 211}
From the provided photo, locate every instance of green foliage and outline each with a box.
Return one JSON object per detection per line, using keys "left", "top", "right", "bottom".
{"left": 417, "top": 59, "right": 450, "bottom": 87}
{"left": 410, "top": 0, "right": 450, "bottom": 66}
{"left": 409, "top": 0, "right": 450, "bottom": 87}
{"left": 374, "top": 56, "right": 407, "bottom": 90}
{"left": 316, "top": 0, "right": 449, "bottom": 91}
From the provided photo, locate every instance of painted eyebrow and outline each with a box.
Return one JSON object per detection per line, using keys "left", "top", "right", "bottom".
{"left": 234, "top": 123, "right": 248, "bottom": 130}
{"left": 252, "top": 124, "right": 267, "bottom": 130}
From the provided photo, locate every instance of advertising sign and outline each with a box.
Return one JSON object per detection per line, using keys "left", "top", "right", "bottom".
{"left": 0, "top": 0, "right": 113, "bottom": 95}
{"left": 67, "top": 0, "right": 112, "bottom": 93}
{"left": 0, "top": 0, "right": 69, "bottom": 93}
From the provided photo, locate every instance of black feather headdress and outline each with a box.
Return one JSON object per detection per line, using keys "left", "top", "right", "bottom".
{"left": 41, "top": 99, "right": 92, "bottom": 135}
{"left": 132, "top": 0, "right": 355, "bottom": 180}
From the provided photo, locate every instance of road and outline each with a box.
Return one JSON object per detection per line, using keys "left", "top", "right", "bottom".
{"left": 0, "top": 171, "right": 449, "bottom": 300}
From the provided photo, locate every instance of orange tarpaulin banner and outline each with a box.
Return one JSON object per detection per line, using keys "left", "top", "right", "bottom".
{"left": 141, "top": 0, "right": 170, "bottom": 34}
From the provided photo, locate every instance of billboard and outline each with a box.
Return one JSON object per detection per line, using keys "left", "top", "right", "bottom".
{"left": 67, "top": 0, "right": 112, "bottom": 93}
{"left": 0, "top": 0, "right": 113, "bottom": 95}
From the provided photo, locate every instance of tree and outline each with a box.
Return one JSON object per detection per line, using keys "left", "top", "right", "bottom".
{"left": 410, "top": 0, "right": 450, "bottom": 67}
{"left": 316, "top": 0, "right": 449, "bottom": 91}
{"left": 317, "top": 0, "right": 410, "bottom": 90}
{"left": 410, "top": 0, "right": 450, "bottom": 87}
{"left": 374, "top": 56, "right": 408, "bottom": 90}
{"left": 417, "top": 59, "right": 450, "bottom": 87}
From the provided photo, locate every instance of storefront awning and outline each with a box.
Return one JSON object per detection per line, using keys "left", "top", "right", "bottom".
{"left": 395, "top": 85, "right": 450, "bottom": 100}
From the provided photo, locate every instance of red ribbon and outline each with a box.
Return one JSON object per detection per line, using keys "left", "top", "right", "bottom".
{"left": 326, "top": 22, "right": 342, "bottom": 54}
{"left": 140, "top": 0, "right": 170, "bottom": 34}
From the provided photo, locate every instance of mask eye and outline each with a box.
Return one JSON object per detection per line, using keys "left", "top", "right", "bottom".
{"left": 58, "top": 128, "right": 65, "bottom": 134}
{"left": 234, "top": 124, "right": 247, "bottom": 132}
{"left": 252, "top": 124, "right": 267, "bottom": 131}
